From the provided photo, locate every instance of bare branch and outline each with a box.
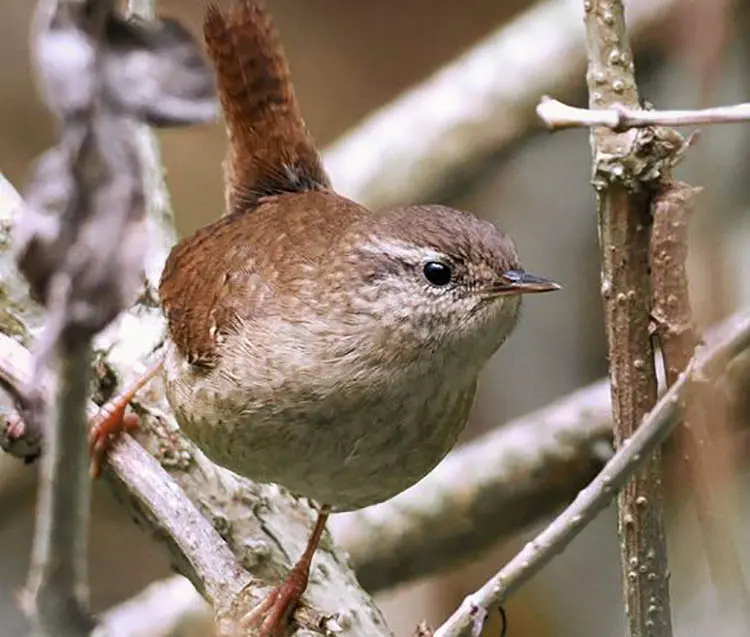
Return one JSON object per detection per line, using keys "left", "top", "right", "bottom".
{"left": 323, "top": 0, "right": 680, "bottom": 209}
{"left": 651, "top": 183, "right": 750, "bottom": 625}
{"left": 20, "top": 339, "right": 97, "bottom": 636}
{"left": 583, "top": 2, "right": 674, "bottom": 635}
{"left": 18, "top": 0, "right": 146, "bottom": 631}
{"left": 12, "top": 0, "right": 225, "bottom": 634}
{"left": 434, "top": 310, "right": 750, "bottom": 637}
{"left": 0, "top": 329, "right": 390, "bottom": 636}
{"left": 537, "top": 96, "right": 750, "bottom": 131}
{"left": 1, "top": 1, "right": 389, "bottom": 631}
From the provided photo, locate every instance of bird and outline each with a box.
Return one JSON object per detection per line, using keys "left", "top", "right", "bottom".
{"left": 89, "top": 1, "right": 560, "bottom": 634}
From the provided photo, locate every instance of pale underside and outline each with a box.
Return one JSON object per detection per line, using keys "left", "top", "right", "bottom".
{"left": 164, "top": 335, "right": 478, "bottom": 511}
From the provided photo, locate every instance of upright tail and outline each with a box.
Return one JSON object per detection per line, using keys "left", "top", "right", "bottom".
{"left": 204, "top": 1, "right": 331, "bottom": 214}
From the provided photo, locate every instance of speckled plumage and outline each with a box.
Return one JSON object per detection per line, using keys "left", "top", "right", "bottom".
{"left": 159, "top": 1, "right": 557, "bottom": 512}
{"left": 162, "top": 192, "right": 526, "bottom": 509}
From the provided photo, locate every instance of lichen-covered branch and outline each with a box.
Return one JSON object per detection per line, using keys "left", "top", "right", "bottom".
{"left": 1, "top": 0, "right": 390, "bottom": 634}
{"left": 0, "top": 321, "right": 391, "bottom": 637}
{"left": 21, "top": 339, "right": 96, "bottom": 636}
{"left": 583, "top": 1, "right": 673, "bottom": 635}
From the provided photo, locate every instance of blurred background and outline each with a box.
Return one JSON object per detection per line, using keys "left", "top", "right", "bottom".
{"left": 1, "top": 0, "right": 750, "bottom": 635}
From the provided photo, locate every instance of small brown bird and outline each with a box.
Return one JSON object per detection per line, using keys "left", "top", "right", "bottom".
{"left": 91, "top": 1, "right": 559, "bottom": 634}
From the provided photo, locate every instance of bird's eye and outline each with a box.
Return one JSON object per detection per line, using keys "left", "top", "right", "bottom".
{"left": 423, "top": 261, "right": 452, "bottom": 286}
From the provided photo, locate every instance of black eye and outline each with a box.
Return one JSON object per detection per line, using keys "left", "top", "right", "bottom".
{"left": 423, "top": 261, "right": 452, "bottom": 286}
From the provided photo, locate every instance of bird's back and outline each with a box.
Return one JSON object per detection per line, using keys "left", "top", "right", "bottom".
{"left": 159, "top": 190, "right": 369, "bottom": 368}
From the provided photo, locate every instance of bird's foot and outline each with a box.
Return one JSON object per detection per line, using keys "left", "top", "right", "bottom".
{"left": 240, "top": 566, "right": 309, "bottom": 637}
{"left": 88, "top": 361, "right": 162, "bottom": 477}
{"left": 89, "top": 403, "right": 140, "bottom": 477}
{"left": 240, "top": 506, "right": 330, "bottom": 637}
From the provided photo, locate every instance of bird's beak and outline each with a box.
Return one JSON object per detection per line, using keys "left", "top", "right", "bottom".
{"left": 500, "top": 270, "right": 561, "bottom": 294}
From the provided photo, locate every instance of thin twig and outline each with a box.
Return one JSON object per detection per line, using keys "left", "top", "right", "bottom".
{"left": 537, "top": 96, "right": 750, "bottom": 131}
{"left": 583, "top": 1, "right": 673, "bottom": 636}
{"left": 433, "top": 310, "right": 750, "bottom": 637}
{"left": 651, "top": 183, "right": 750, "bottom": 626}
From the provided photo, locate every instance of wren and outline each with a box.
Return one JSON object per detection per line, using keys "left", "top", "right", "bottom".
{"left": 93, "top": 1, "right": 559, "bottom": 634}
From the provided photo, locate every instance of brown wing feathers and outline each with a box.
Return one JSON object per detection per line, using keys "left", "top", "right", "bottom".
{"left": 203, "top": 1, "right": 330, "bottom": 214}
{"left": 160, "top": 1, "right": 333, "bottom": 367}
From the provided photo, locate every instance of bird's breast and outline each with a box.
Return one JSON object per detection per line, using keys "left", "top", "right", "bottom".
{"left": 163, "top": 337, "right": 477, "bottom": 510}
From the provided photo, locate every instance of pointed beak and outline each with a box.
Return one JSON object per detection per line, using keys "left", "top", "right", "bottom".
{"left": 501, "top": 270, "right": 561, "bottom": 294}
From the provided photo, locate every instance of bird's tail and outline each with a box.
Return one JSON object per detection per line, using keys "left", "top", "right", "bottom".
{"left": 204, "top": 1, "right": 330, "bottom": 215}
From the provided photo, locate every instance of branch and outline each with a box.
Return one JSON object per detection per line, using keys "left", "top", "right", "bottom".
{"left": 21, "top": 338, "right": 96, "bottom": 635}
{"left": 2, "top": 1, "right": 388, "bottom": 635}
{"left": 651, "top": 184, "right": 750, "bottom": 624}
{"left": 333, "top": 380, "right": 614, "bottom": 592}
{"left": 1, "top": 183, "right": 390, "bottom": 634}
{"left": 18, "top": 1, "right": 151, "bottom": 632}
{"left": 538, "top": 9, "right": 750, "bottom": 629}
{"left": 433, "top": 310, "right": 750, "bottom": 637}
{"left": 322, "top": 0, "right": 681, "bottom": 209}
{"left": 537, "top": 96, "right": 750, "bottom": 131}
{"left": 0, "top": 327, "right": 390, "bottom": 636}
{"left": 0, "top": 285, "right": 257, "bottom": 628}
{"left": 583, "top": 2, "right": 674, "bottom": 635}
